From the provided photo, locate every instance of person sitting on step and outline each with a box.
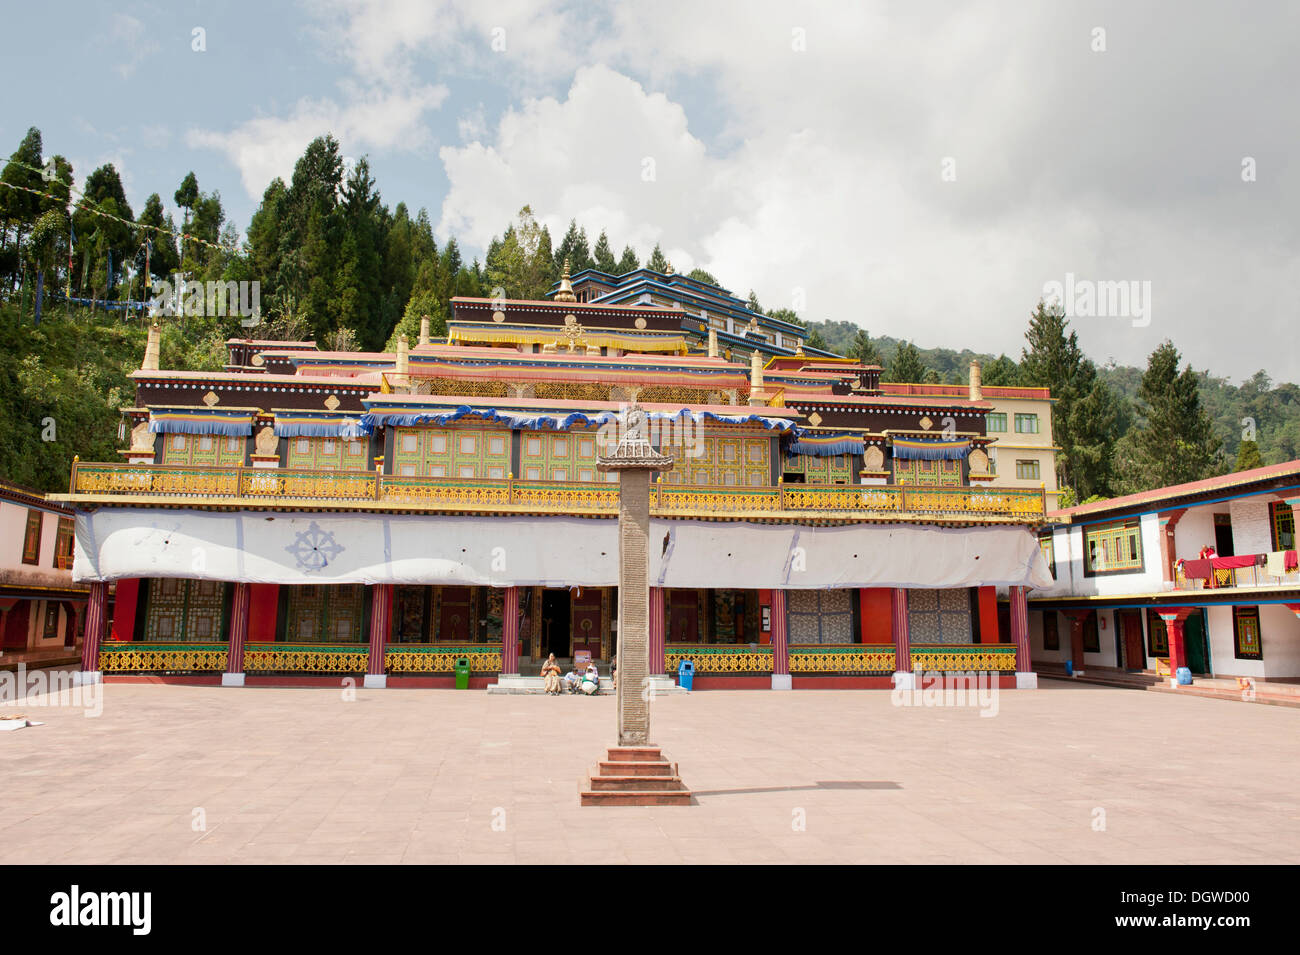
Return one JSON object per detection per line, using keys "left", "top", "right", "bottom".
{"left": 541, "top": 653, "right": 563, "bottom": 695}
{"left": 581, "top": 663, "right": 600, "bottom": 695}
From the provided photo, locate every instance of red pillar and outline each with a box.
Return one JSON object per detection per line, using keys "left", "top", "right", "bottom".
{"left": 225, "top": 583, "right": 250, "bottom": 685}
{"left": 770, "top": 589, "right": 789, "bottom": 689}
{"left": 80, "top": 580, "right": 107, "bottom": 679}
{"left": 1010, "top": 585, "right": 1034, "bottom": 687}
{"left": 502, "top": 586, "right": 520, "bottom": 675}
{"left": 366, "top": 583, "right": 392, "bottom": 687}
{"left": 1159, "top": 608, "right": 1195, "bottom": 679}
{"left": 649, "top": 586, "right": 665, "bottom": 675}
{"left": 891, "top": 587, "right": 911, "bottom": 675}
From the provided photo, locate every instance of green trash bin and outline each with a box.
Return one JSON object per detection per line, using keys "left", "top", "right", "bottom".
{"left": 454, "top": 657, "right": 471, "bottom": 690}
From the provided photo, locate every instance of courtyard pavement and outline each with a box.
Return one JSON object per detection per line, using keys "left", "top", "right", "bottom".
{"left": 1, "top": 676, "right": 1297, "bottom": 864}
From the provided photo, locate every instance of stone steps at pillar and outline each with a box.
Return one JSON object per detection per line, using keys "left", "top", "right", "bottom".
{"left": 582, "top": 746, "right": 692, "bottom": 806}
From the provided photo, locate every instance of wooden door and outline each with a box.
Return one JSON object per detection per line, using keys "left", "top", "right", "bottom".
{"left": 1119, "top": 611, "right": 1145, "bottom": 670}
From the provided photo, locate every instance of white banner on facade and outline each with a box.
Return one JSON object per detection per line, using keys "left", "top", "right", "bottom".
{"left": 74, "top": 509, "right": 1052, "bottom": 590}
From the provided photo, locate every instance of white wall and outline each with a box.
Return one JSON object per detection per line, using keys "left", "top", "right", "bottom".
{"left": 1229, "top": 498, "right": 1273, "bottom": 555}
{"left": 1033, "top": 515, "right": 1164, "bottom": 598}
{"left": 1205, "top": 603, "right": 1300, "bottom": 679}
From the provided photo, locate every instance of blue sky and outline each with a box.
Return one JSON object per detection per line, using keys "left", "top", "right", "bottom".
{"left": 4, "top": 1, "right": 1298, "bottom": 383}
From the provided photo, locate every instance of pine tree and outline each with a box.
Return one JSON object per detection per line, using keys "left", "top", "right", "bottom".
{"left": 746, "top": 290, "right": 762, "bottom": 314}
{"left": 981, "top": 354, "right": 1019, "bottom": 386}
{"left": 592, "top": 231, "right": 617, "bottom": 273}
{"left": 848, "top": 329, "right": 882, "bottom": 365}
{"left": 1118, "top": 341, "right": 1223, "bottom": 491}
{"left": 885, "top": 341, "right": 928, "bottom": 382}
{"left": 615, "top": 245, "right": 639, "bottom": 274}
{"left": 1235, "top": 438, "right": 1264, "bottom": 471}
{"left": 647, "top": 243, "right": 670, "bottom": 272}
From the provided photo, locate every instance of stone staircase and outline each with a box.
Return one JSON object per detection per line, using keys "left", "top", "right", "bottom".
{"left": 580, "top": 746, "right": 692, "bottom": 806}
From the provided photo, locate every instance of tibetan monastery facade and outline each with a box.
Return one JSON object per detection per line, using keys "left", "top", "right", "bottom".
{"left": 56, "top": 285, "right": 1052, "bottom": 690}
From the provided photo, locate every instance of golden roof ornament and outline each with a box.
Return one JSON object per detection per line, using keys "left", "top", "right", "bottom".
{"left": 597, "top": 406, "right": 674, "bottom": 472}
{"left": 554, "top": 257, "right": 577, "bottom": 303}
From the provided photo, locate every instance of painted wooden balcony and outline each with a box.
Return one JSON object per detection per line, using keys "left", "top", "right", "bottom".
{"left": 1173, "top": 556, "right": 1300, "bottom": 591}
{"left": 62, "top": 462, "right": 1046, "bottom": 523}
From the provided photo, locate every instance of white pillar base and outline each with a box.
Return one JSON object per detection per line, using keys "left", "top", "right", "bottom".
{"left": 74, "top": 671, "right": 102, "bottom": 685}
{"left": 363, "top": 674, "right": 387, "bottom": 689}
{"left": 1015, "top": 672, "right": 1038, "bottom": 690}
{"left": 892, "top": 671, "right": 916, "bottom": 690}
{"left": 770, "top": 673, "right": 792, "bottom": 690}
{"left": 221, "top": 672, "right": 245, "bottom": 687}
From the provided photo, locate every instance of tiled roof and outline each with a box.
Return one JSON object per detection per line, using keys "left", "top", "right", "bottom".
{"left": 1051, "top": 460, "right": 1300, "bottom": 520}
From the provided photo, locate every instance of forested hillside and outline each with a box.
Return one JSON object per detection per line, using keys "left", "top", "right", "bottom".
{"left": 2, "top": 125, "right": 1294, "bottom": 503}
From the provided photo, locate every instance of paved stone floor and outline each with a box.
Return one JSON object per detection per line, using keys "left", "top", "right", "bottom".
{"left": 1, "top": 676, "right": 1297, "bottom": 864}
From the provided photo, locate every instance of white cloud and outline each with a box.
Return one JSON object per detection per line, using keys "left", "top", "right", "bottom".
{"left": 187, "top": 84, "right": 448, "bottom": 198}
{"left": 108, "top": 12, "right": 159, "bottom": 80}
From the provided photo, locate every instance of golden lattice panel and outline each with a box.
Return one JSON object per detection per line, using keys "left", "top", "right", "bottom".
{"left": 99, "top": 646, "right": 228, "bottom": 672}
{"left": 788, "top": 650, "right": 895, "bottom": 672}
{"left": 243, "top": 646, "right": 369, "bottom": 672}
{"left": 386, "top": 650, "right": 503, "bottom": 673}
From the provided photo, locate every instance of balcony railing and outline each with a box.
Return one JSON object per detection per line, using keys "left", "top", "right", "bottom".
{"left": 63, "top": 462, "right": 1046, "bottom": 521}
{"left": 1175, "top": 557, "right": 1300, "bottom": 591}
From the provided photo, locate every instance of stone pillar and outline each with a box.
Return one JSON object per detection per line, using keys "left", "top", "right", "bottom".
{"left": 615, "top": 468, "right": 652, "bottom": 741}
{"left": 365, "top": 583, "right": 392, "bottom": 688}
{"left": 502, "top": 586, "right": 521, "bottom": 675}
{"left": 891, "top": 587, "right": 913, "bottom": 689}
{"left": 649, "top": 586, "right": 666, "bottom": 676}
{"left": 770, "top": 589, "right": 790, "bottom": 690}
{"left": 223, "top": 582, "right": 250, "bottom": 686}
{"left": 78, "top": 580, "right": 107, "bottom": 684}
{"left": 1009, "top": 585, "right": 1036, "bottom": 688}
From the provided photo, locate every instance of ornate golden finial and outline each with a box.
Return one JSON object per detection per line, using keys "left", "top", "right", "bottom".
{"left": 795, "top": 339, "right": 805, "bottom": 356}
{"left": 554, "top": 257, "right": 577, "bottom": 303}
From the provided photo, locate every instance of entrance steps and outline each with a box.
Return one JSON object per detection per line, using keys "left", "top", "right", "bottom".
{"left": 486, "top": 674, "right": 687, "bottom": 696}
{"left": 580, "top": 746, "right": 692, "bottom": 806}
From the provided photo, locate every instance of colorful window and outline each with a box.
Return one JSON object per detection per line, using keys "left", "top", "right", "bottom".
{"left": 284, "top": 584, "right": 365, "bottom": 643}
{"left": 519, "top": 429, "right": 601, "bottom": 482}
{"left": 893, "top": 457, "right": 961, "bottom": 487}
{"left": 1233, "top": 606, "right": 1262, "bottom": 660}
{"left": 42, "top": 602, "right": 60, "bottom": 641}
{"left": 161, "top": 433, "right": 245, "bottom": 467}
{"left": 1270, "top": 501, "right": 1295, "bottom": 552}
{"left": 1084, "top": 520, "right": 1144, "bottom": 575}
{"left": 143, "top": 578, "right": 228, "bottom": 642}
{"left": 985, "top": 412, "right": 1007, "bottom": 432}
{"left": 1039, "top": 534, "right": 1056, "bottom": 578}
{"left": 1016, "top": 459, "right": 1041, "bottom": 481}
{"left": 666, "top": 434, "right": 770, "bottom": 487}
{"left": 22, "top": 509, "right": 42, "bottom": 565}
{"left": 392, "top": 426, "right": 510, "bottom": 480}
{"left": 53, "top": 517, "right": 74, "bottom": 569}
{"left": 1014, "top": 413, "right": 1040, "bottom": 434}
{"left": 783, "top": 451, "right": 853, "bottom": 485}
{"left": 285, "top": 436, "right": 369, "bottom": 471}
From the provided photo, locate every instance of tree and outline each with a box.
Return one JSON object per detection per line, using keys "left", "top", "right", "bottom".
{"left": 592, "top": 230, "right": 617, "bottom": 274}
{"left": 1235, "top": 439, "right": 1264, "bottom": 471}
{"left": 173, "top": 171, "right": 199, "bottom": 263}
{"left": 615, "top": 245, "right": 639, "bottom": 274}
{"left": 134, "top": 194, "right": 179, "bottom": 283}
{"left": 981, "top": 354, "right": 1019, "bottom": 386}
{"left": 765, "top": 307, "right": 804, "bottom": 328}
{"left": 885, "top": 341, "right": 928, "bottom": 382}
{"left": 647, "top": 243, "right": 670, "bottom": 272}
{"left": 746, "top": 290, "right": 762, "bottom": 314}
{"left": 687, "top": 267, "right": 718, "bottom": 286}
{"left": 848, "top": 329, "right": 882, "bottom": 365}
{"left": 0, "top": 128, "right": 45, "bottom": 285}
{"left": 806, "top": 329, "right": 829, "bottom": 352}
{"left": 1019, "top": 298, "right": 1124, "bottom": 499}
{"left": 1116, "top": 341, "right": 1223, "bottom": 492}
{"left": 554, "top": 220, "right": 592, "bottom": 274}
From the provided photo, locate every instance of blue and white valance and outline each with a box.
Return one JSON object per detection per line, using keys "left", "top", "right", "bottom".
{"left": 148, "top": 408, "right": 253, "bottom": 437}
{"left": 891, "top": 437, "right": 971, "bottom": 461}
{"left": 786, "top": 430, "right": 863, "bottom": 457}
{"left": 274, "top": 412, "right": 367, "bottom": 438}
{"left": 359, "top": 405, "right": 795, "bottom": 434}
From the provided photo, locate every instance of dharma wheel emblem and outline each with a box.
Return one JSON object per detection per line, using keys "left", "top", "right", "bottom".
{"left": 286, "top": 521, "right": 344, "bottom": 573}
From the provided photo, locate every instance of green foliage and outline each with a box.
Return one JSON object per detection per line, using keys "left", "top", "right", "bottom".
{"left": 647, "top": 243, "right": 670, "bottom": 272}
{"left": 885, "top": 341, "right": 929, "bottom": 383}
{"left": 1115, "top": 341, "right": 1223, "bottom": 493}
{"left": 687, "top": 267, "right": 718, "bottom": 286}
{"left": 1235, "top": 439, "right": 1264, "bottom": 471}
{"left": 847, "top": 330, "right": 881, "bottom": 366}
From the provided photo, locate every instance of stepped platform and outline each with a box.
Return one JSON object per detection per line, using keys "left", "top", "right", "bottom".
{"left": 487, "top": 674, "right": 686, "bottom": 696}
{"left": 580, "top": 746, "right": 692, "bottom": 806}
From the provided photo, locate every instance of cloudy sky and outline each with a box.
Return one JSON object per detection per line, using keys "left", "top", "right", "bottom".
{"left": 5, "top": 1, "right": 1297, "bottom": 381}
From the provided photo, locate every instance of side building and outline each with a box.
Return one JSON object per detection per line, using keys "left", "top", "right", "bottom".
{"left": 1, "top": 481, "right": 87, "bottom": 660}
{"left": 1026, "top": 461, "right": 1300, "bottom": 683}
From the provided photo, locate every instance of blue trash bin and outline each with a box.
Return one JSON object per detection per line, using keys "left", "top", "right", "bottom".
{"left": 1176, "top": 666, "right": 1192, "bottom": 686}
{"left": 1063, "top": 660, "right": 1074, "bottom": 676}
{"left": 677, "top": 659, "right": 695, "bottom": 691}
